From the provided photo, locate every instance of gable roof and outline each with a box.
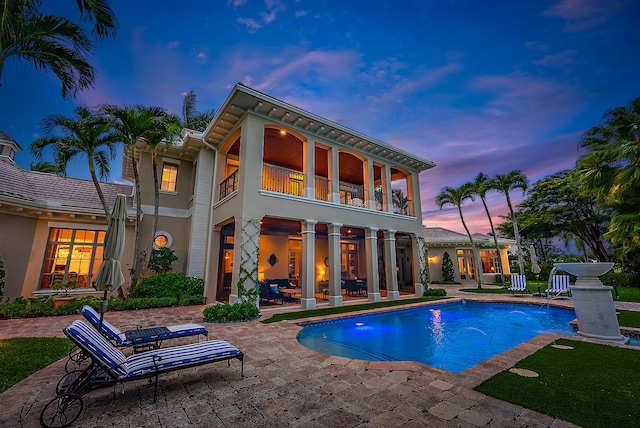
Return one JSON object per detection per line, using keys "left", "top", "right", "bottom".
{"left": 423, "top": 227, "right": 514, "bottom": 248}
{"left": 0, "top": 160, "right": 134, "bottom": 217}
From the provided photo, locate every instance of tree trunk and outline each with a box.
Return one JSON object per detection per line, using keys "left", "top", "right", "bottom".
{"left": 89, "top": 164, "right": 111, "bottom": 222}
{"left": 130, "top": 147, "right": 144, "bottom": 293}
{"left": 481, "top": 196, "right": 505, "bottom": 284}
{"left": 507, "top": 193, "right": 525, "bottom": 274}
{"left": 459, "top": 206, "right": 482, "bottom": 289}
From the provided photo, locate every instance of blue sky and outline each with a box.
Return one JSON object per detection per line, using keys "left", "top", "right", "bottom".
{"left": 1, "top": 0, "right": 639, "bottom": 235}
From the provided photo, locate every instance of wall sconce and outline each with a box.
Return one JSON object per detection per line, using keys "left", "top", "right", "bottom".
{"left": 428, "top": 256, "right": 436, "bottom": 263}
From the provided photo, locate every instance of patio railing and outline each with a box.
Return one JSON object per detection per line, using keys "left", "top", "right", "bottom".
{"left": 219, "top": 170, "right": 238, "bottom": 201}
{"left": 339, "top": 182, "right": 366, "bottom": 207}
{"left": 314, "top": 176, "right": 331, "bottom": 201}
{"left": 262, "top": 164, "right": 305, "bottom": 197}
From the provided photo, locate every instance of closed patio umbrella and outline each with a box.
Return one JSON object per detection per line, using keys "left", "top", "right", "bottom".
{"left": 530, "top": 245, "right": 541, "bottom": 277}
{"left": 94, "top": 194, "right": 127, "bottom": 329}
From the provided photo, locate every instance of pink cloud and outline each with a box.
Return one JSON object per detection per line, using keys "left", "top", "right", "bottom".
{"left": 544, "top": 0, "right": 628, "bottom": 31}
{"left": 237, "top": 17, "right": 261, "bottom": 33}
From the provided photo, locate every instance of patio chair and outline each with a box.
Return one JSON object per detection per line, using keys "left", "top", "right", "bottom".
{"left": 259, "top": 282, "right": 285, "bottom": 304}
{"left": 508, "top": 275, "right": 529, "bottom": 295}
{"left": 344, "top": 279, "right": 362, "bottom": 297}
{"left": 545, "top": 274, "right": 571, "bottom": 302}
{"left": 80, "top": 305, "right": 208, "bottom": 351}
{"left": 40, "top": 320, "right": 243, "bottom": 428}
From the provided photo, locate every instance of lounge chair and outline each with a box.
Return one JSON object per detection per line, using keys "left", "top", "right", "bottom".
{"left": 80, "top": 304, "right": 208, "bottom": 350}
{"left": 546, "top": 274, "right": 571, "bottom": 301}
{"left": 39, "top": 320, "right": 243, "bottom": 428}
{"left": 508, "top": 275, "right": 529, "bottom": 295}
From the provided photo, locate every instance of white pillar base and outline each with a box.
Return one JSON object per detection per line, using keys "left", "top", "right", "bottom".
{"left": 387, "top": 291, "right": 400, "bottom": 300}
{"left": 414, "top": 283, "right": 424, "bottom": 297}
{"left": 300, "top": 298, "right": 316, "bottom": 310}
{"left": 368, "top": 292, "right": 381, "bottom": 303}
{"left": 572, "top": 285, "right": 628, "bottom": 344}
{"left": 229, "top": 294, "right": 238, "bottom": 304}
{"left": 329, "top": 296, "right": 343, "bottom": 307}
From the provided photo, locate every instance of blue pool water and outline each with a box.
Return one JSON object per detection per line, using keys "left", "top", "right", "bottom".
{"left": 297, "top": 301, "right": 577, "bottom": 373}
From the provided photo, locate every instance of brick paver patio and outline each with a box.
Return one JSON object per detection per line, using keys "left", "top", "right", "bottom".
{"left": 2, "top": 285, "right": 636, "bottom": 427}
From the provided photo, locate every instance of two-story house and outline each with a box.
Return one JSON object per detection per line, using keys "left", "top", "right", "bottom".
{"left": 1, "top": 84, "right": 436, "bottom": 308}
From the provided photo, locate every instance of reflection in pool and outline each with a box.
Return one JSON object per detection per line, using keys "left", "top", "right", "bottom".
{"left": 297, "top": 301, "right": 577, "bottom": 373}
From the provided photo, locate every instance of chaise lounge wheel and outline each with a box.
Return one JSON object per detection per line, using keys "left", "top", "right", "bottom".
{"left": 39, "top": 393, "right": 83, "bottom": 428}
{"left": 56, "top": 371, "right": 82, "bottom": 395}
{"left": 65, "top": 349, "right": 88, "bottom": 373}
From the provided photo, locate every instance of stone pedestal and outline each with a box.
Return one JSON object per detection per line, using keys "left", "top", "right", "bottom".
{"left": 555, "top": 262, "right": 628, "bottom": 344}
{"left": 571, "top": 285, "right": 627, "bottom": 344}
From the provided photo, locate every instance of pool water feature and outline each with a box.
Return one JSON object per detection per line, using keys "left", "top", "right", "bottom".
{"left": 297, "top": 301, "right": 577, "bottom": 373}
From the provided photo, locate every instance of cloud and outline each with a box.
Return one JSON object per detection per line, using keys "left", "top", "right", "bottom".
{"left": 544, "top": 0, "right": 627, "bottom": 31}
{"left": 237, "top": 17, "right": 261, "bottom": 33}
{"left": 533, "top": 49, "right": 578, "bottom": 71}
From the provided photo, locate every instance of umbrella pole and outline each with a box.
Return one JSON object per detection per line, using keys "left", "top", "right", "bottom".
{"left": 98, "top": 290, "right": 108, "bottom": 330}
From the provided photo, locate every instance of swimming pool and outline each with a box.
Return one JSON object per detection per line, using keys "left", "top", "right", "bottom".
{"left": 297, "top": 301, "right": 577, "bottom": 373}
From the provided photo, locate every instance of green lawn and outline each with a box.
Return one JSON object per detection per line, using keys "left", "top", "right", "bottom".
{"left": 0, "top": 337, "right": 73, "bottom": 393}
{"left": 475, "top": 338, "right": 640, "bottom": 428}
{"left": 462, "top": 284, "right": 640, "bottom": 303}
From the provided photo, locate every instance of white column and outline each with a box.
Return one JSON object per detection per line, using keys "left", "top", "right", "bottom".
{"left": 300, "top": 219, "right": 317, "bottom": 309}
{"left": 204, "top": 226, "right": 221, "bottom": 302}
{"left": 365, "top": 227, "right": 381, "bottom": 302}
{"left": 186, "top": 149, "right": 214, "bottom": 277}
{"left": 229, "top": 217, "right": 261, "bottom": 305}
{"left": 410, "top": 234, "right": 424, "bottom": 296}
{"left": 384, "top": 229, "right": 399, "bottom": 300}
{"left": 365, "top": 159, "right": 375, "bottom": 210}
{"left": 329, "top": 148, "right": 340, "bottom": 203}
{"left": 383, "top": 165, "right": 393, "bottom": 213}
{"left": 327, "top": 222, "right": 343, "bottom": 306}
{"left": 303, "top": 140, "right": 315, "bottom": 199}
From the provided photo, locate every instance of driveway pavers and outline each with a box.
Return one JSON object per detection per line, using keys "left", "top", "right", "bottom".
{"left": 2, "top": 285, "right": 633, "bottom": 427}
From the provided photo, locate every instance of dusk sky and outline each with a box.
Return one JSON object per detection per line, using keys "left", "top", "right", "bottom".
{"left": 1, "top": 0, "right": 639, "bottom": 235}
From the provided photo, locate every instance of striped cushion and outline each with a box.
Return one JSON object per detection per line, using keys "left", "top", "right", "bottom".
{"left": 546, "top": 275, "right": 571, "bottom": 293}
{"left": 81, "top": 305, "right": 208, "bottom": 346}
{"left": 81, "top": 305, "right": 128, "bottom": 345}
{"left": 509, "top": 275, "right": 527, "bottom": 291}
{"left": 66, "top": 320, "right": 128, "bottom": 378}
{"left": 125, "top": 340, "right": 241, "bottom": 377}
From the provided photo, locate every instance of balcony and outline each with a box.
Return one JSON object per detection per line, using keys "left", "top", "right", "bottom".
{"left": 219, "top": 170, "right": 238, "bottom": 200}
{"left": 262, "top": 164, "right": 305, "bottom": 196}
{"left": 314, "top": 176, "right": 331, "bottom": 201}
{"left": 340, "top": 183, "right": 366, "bottom": 207}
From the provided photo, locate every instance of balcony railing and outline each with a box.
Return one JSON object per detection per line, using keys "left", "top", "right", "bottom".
{"left": 262, "top": 164, "right": 305, "bottom": 197}
{"left": 339, "top": 182, "right": 366, "bottom": 207}
{"left": 314, "top": 176, "right": 331, "bottom": 201}
{"left": 219, "top": 170, "right": 238, "bottom": 201}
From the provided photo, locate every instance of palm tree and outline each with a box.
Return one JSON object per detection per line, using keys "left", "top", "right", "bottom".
{"left": 577, "top": 97, "right": 640, "bottom": 266}
{"left": 0, "top": 0, "right": 117, "bottom": 99}
{"left": 29, "top": 160, "right": 63, "bottom": 175}
{"left": 470, "top": 172, "right": 505, "bottom": 284}
{"left": 435, "top": 184, "right": 482, "bottom": 288}
{"left": 30, "top": 106, "right": 119, "bottom": 220}
{"left": 181, "top": 90, "right": 216, "bottom": 131}
{"left": 392, "top": 189, "right": 409, "bottom": 215}
{"left": 143, "top": 114, "right": 182, "bottom": 243}
{"left": 491, "top": 170, "right": 529, "bottom": 275}
{"left": 101, "top": 104, "right": 169, "bottom": 289}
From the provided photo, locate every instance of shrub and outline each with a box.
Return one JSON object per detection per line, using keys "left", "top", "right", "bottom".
{"left": 203, "top": 300, "right": 259, "bottom": 323}
{"left": 132, "top": 273, "right": 204, "bottom": 300}
{"left": 602, "top": 270, "right": 638, "bottom": 288}
{"left": 442, "top": 252, "right": 455, "bottom": 282}
{"left": 424, "top": 288, "right": 446, "bottom": 297}
{"left": 147, "top": 247, "right": 178, "bottom": 273}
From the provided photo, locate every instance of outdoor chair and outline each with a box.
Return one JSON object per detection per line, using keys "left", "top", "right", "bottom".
{"left": 39, "top": 320, "right": 243, "bottom": 428}
{"left": 259, "top": 282, "right": 285, "bottom": 304}
{"left": 546, "top": 274, "right": 571, "bottom": 302}
{"left": 508, "top": 275, "right": 529, "bottom": 295}
{"left": 344, "top": 279, "right": 362, "bottom": 296}
{"left": 80, "top": 305, "right": 208, "bottom": 351}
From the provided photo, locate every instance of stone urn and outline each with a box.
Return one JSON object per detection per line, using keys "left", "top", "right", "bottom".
{"left": 554, "top": 262, "right": 627, "bottom": 344}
